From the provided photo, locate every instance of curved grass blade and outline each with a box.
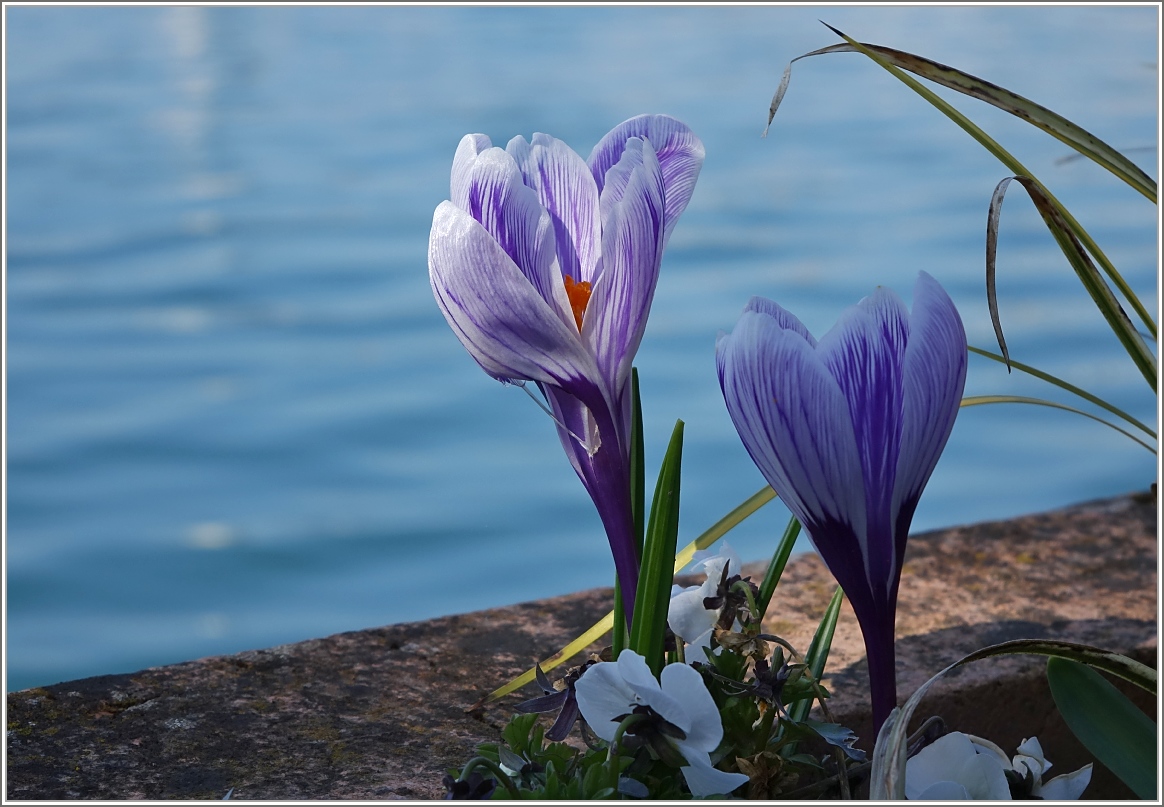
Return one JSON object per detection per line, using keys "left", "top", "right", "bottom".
{"left": 790, "top": 23, "right": 1156, "bottom": 341}
{"left": 756, "top": 515, "right": 801, "bottom": 619}
{"left": 986, "top": 176, "right": 1157, "bottom": 391}
{"left": 968, "top": 345, "right": 1155, "bottom": 438}
{"left": 960, "top": 394, "right": 1157, "bottom": 453}
{"left": 476, "top": 486, "right": 780, "bottom": 706}
{"left": 771, "top": 41, "right": 1156, "bottom": 202}
{"left": 470, "top": 611, "right": 614, "bottom": 709}
{"left": 985, "top": 177, "right": 1013, "bottom": 369}
{"left": 870, "top": 639, "right": 1156, "bottom": 799}
{"left": 1047, "top": 657, "right": 1158, "bottom": 799}
{"left": 629, "top": 419, "right": 684, "bottom": 676}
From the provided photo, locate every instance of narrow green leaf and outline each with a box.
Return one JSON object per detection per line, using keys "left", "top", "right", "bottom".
{"left": 611, "top": 579, "right": 626, "bottom": 657}
{"left": 1047, "top": 657, "right": 1157, "bottom": 799}
{"left": 968, "top": 345, "right": 1156, "bottom": 438}
{"left": 788, "top": 586, "right": 845, "bottom": 725}
{"left": 629, "top": 419, "right": 684, "bottom": 677}
{"left": 960, "top": 394, "right": 1157, "bottom": 453}
{"left": 870, "top": 639, "right": 1156, "bottom": 799}
{"left": 770, "top": 41, "right": 1156, "bottom": 202}
{"left": 989, "top": 176, "right": 1156, "bottom": 392}
{"left": 756, "top": 516, "right": 801, "bottom": 619}
{"left": 614, "top": 368, "right": 648, "bottom": 654}
{"left": 630, "top": 368, "right": 646, "bottom": 556}
{"left": 773, "top": 24, "right": 1157, "bottom": 340}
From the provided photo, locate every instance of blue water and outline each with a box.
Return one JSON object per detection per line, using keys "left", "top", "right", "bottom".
{"left": 5, "top": 6, "right": 1158, "bottom": 693}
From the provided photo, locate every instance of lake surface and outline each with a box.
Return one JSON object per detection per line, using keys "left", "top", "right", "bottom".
{"left": 5, "top": 5, "right": 1158, "bottom": 692}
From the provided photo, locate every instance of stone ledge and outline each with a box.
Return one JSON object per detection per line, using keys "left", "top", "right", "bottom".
{"left": 6, "top": 491, "right": 1156, "bottom": 800}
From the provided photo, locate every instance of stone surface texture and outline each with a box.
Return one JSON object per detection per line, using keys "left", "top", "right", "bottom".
{"left": 6, "top": 490, "right": 1157, "bottom": 800}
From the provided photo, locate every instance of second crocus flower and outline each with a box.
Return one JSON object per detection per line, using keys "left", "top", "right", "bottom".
{"left": 716, "top": 271, "right": 968, "bottom": 733}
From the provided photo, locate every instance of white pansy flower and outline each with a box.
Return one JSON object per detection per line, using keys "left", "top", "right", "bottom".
{"left": 574, "top": 649, "right": 750, "bottom": 798}
{"left": 667, "top": 542, "right": 742, "bottom": 664}
{"left": 905, "top": 731, "right": 1092, "bottom": 800}
{"left": 905, "top": 732, "right": 1011, "bottom": 800}
{"left": 1012, "top": 736, "right": 1093, "bottom": 800}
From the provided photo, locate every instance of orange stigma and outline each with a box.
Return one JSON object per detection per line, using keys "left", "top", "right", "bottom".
{"left": 563, "top": 275, "right": 592, "bottom": 331}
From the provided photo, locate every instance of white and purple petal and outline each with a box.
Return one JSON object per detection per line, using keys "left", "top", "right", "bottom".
{"left": 588, "top": 114, "right": 705, "bottom": 243}
{"left": 815, "top": 286, "right": 910, "bottom": 595}
{"left": 452, "top": 146, "right": 575, "bottom": 332}
{"left": 450, "top": 133, "right": 494, "bottom": 211}
{"left": 507, "top": 133, "right": 602, "bottom": 285}
{"left": 716, "top": 307, "right": 870, "bottom": 586}
{"left": 587, "top": 137, "right": 666, "bottom": 396}
{"left": 429, "top": 201, "right": 600, "bottom": 389}
{"left": 891, "top": 271, "right": 967, "bottom": 562}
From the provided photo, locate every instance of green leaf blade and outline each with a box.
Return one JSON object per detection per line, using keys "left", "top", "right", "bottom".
{"left": 629, "top": 419, "right": 684, "bottom": 677}
{"left": 1047, "top": 657, "right": 1157, "bottom": 799}
{"left": 756, "top": 515, "right": 801, "bottom": 619}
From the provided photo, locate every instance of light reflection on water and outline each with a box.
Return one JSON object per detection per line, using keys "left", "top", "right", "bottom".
{"left": 5, "top": 5, "right": 1158, "bottom": 692}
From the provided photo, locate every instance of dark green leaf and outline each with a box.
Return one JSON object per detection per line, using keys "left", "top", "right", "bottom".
{"left": 756, "top": 516, "right": 801, "bottom": 619}
{"left": 629, "top": 419, "right": 684, "bottom": 677}
{"left": 1047, "top": 657, "right": 1157, "bottom": 799}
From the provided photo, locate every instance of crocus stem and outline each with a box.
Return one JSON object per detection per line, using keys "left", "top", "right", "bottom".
{"left": 582, "top": 404, "right": 640, "bottom": 626}
{"left": 862, "top": 615, "right": 898, "bottom": 735}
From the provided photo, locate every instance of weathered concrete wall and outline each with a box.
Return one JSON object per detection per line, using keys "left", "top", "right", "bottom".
{"left": 6, "top": 490, "right": 1156, "bottom": 800}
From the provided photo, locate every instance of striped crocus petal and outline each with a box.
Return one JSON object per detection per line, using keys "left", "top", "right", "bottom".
{"left": 506, "top": 132, "right": 602, "bottom": 286}
{"left": 588, "top": 114, "right": 705, "bottom": 244}
{"left": 429, "top": 200, "right": 603, "bottom": 396}
{"left": 891, "top": 272, "right": 968, "bottom": 576}
{"left": 815, "top": 286, "right": 910, "bottom": 597}
{"left": 449, "top": 137, "right": 575, "bottom": 334}
{"left": 715, "top": 300, "right": 872, "bottom": 609}
{"left": 587, "top": 136, "right": 666, "bottom": 407}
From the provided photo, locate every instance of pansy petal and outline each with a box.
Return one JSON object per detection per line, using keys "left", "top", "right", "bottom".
{"left": 913, "top": 781, "right": 973, "bottom": 800}
{"left": 507, "top": 133, "right": 601, "bottom": 284}
{"left": 905, "top": 732, "right": 1010, "bottom": 801}
{"left": 1037, "top": 765, "right": 1092, "bottom": 800}
{"left": 892, "top": 271, "right": 967, "bottom": 565}
{"left": 574, "top": 661, "right": 635, "bottom": 743}
{"left": 586, "top": 137, "right": 666, "bottom": 394}
{"left": 429, "top": 201, "right": 600, "bottom": 388}
{"left": 668, "top": 587, "right": 716, "bottom": 644}
{"left": 588, "top": 114, "right": 705, "bottom": 243}
{"left": 716, "top": 307, "right": 872, "bottom": 602}
{"left": 676, "top": 753, "right": 750, "bottom": 798}
{"left": 816, "top": 286, "right": 910, "bottom": 596}
{"left": 682, "top": 628, "right": 714, "bottom": 665}
{"left": 455, "top": 147, "right": 574, "bottom": 331}
{"left": 660, "top": 662, "right": 723, "bottom": 752}
{"left": 615, "top": 648, "right": 662, "bottom": 698}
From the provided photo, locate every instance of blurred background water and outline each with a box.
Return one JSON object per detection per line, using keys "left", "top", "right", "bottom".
{"left": 5, "top": 5, "right": 1158, "bottom": 692}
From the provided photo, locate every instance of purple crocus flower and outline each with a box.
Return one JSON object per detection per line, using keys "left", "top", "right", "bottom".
{"left": 715, "top": 271, "right": 967, "bottom": 733}
{"left": 429, "top": 115, "right": 704, "bottom": 620}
